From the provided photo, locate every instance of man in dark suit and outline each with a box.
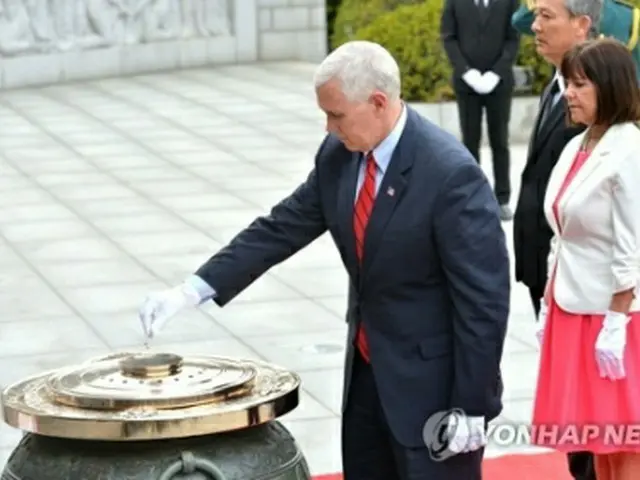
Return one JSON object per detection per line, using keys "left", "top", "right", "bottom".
{"left": 138, "top": 41, "right": 510, "bottom": 480}
{"left": 440, "top": 0, "right": 520, "bottom": 221}
{"left": 512, "top": 0, "right": 602, "bottom": 478}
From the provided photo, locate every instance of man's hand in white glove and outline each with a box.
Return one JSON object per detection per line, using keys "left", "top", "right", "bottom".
{"left": 139, "top": 282, "right": 202, "bottom": 339}
{"left": 595, "top": 311, "right": 630, "bottom": 380}
{"left": 462, "top": 68, "right": 483, "bottom": 92}
{"left": 480, "top": 71, "right": 500, "bottom": 94}
{"left": 447, "top": 410, "right": 487, "bottom": 454}
{"left": 536, "top": 299, "right": 548, "bottom": 347}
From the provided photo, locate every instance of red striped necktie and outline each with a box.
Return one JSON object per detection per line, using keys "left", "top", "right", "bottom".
{"left": 353, "top": 152, "right": 377, "bottom": 362}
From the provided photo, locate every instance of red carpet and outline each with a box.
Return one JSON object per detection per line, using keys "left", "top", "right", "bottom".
{"left": 312, "top": 450, "right": 573, "bottom": 480}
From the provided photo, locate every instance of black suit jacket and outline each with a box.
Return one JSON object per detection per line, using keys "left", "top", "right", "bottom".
{"left": 195, "top": 107, "right": 510, "bottom": 450}
{"left": 513, "top": 81, "right": 584, "bottom": 289}
{"left": 441, "top": 0, "right": 520, "bottom": 91}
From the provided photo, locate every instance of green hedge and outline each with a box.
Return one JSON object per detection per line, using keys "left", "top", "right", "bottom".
{"left": 331, "top": 0, "right": 423, "bottom": 47}
{"left": 516, "top": 36, "right": 554, "bottom": 95}
{"left": 356, "top": 2, "right": 455, "bottom": 101}
{"left": 330, "top": 0, "right": 553, "bottom": 101}
{"left": 326, "top": 0, "right": 343, "bottom": 50}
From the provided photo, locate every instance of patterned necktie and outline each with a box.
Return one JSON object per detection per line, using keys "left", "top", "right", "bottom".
{"left": 353, "top": 152, "right": 377, "bottom": 362}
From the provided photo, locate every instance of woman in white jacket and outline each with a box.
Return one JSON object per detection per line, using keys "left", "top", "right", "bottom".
{"left": 532, "top": 38, "right": 640, "bottom": 479}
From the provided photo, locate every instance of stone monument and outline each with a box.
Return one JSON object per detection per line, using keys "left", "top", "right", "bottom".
{"left": 0, "top": 0, "right": 327, "bottom": 89}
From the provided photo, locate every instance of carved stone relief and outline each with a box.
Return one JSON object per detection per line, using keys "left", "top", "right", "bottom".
{"left": 0, "top": 0, "right": 232, "bottom": 56}
{"left": 0, "top": 0, "right": 35, "bottom": 56}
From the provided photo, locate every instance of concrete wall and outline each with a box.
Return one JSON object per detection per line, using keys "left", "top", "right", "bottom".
{"left": 0, "top": 0, "right": 327, "bottom": 90}
{"left": 412, "top": 96, "right": 541, "bottom": 145}
{"left": 257, "top": 0, "right": 327, "bottom": 61}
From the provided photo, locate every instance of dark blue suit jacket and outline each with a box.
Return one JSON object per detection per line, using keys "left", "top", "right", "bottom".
{"left": 196, "top": 107, "right": 510, "bottom": 448}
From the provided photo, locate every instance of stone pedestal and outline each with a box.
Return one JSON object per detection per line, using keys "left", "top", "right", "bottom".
{"left": 0, "top": 0, "right": 327, "bottom": 90}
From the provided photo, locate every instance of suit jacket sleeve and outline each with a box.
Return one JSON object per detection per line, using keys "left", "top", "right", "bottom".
{"left": 440, "top": 0, "right": 468, "bottom": 76}
{"left": 611, "top": 149, "right": 640, "bottom": 295}
{"left": 491, "top": 0, "right": 521, "bottom": 74}
{"left": 194, "top": 142, "right": 329, "bottom": 306}
{"left": 433, "top": 160, "right": 510, "bottom": 417}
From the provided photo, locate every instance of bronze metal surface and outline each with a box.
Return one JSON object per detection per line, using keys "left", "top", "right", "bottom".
{"left": 119, "top": 352, "right": 184, "bottom": 378}
{"left": 1, "top": 352, "right": 300, "bottom": 441}
{"left": 46, "top": 352, "right": 257, "bottom": 410}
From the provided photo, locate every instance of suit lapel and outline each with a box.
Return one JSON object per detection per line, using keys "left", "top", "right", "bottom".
{"left": 479, "top": 0, "right": 497, "bottom": 26}
{"left": 556, "top": 126, "right": 617, "bottom": 212}
{"left": 336, "top": 151, "right": 361, "bottom": 282}
{"left": 543, "top": 133, "right": 581, "bottom": 233}
{"left": 476, "top": 0, "right": 489, "bottom": 24}
{"left": 360, "top": 112, "right": 417, "bottom": 281}
{"left": 544, "top": 125, "right": 620, "bottom": 232}
{"left": 534, "top": 97, "right": 565, "bottom": 154}
{"left": 533, "top": 81, "right": 554, "bottom": 134}
{"left": 525, "top": 81, "right": 555, "bottom": 166}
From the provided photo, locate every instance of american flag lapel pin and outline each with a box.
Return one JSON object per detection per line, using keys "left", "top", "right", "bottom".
{"left": 387, "top": 186, "right": 395, "bottom": 197}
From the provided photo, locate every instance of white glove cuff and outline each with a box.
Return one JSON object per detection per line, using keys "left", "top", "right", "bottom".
{"left": 603, "top": 311, "right": 630, "bottom": 329}
{"left": 180, "top": 281, "right": 203, "bottom": 306}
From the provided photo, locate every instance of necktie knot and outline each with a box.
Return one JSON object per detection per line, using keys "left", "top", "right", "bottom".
{"left": 366, "top": 151, "right": 376, "bottom": 167}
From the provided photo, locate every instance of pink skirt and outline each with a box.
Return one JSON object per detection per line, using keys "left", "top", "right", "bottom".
{"left": 531, "top": 297, "right": 640, "bottom": 453}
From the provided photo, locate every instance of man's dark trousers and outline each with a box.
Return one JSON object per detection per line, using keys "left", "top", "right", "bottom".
{"left": 341, "top": 350, "right": 484, "bottom": 479}
{"left": 456, "top": 82, "right": 512, "bottom": 205}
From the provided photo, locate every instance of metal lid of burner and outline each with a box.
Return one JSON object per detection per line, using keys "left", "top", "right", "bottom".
{"left": 0, "top": 352, "right": 300, "bottom": 442}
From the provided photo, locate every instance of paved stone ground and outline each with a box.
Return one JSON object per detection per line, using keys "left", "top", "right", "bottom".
{"left": 0, "top": 62, "right": 545, "bottom": 475}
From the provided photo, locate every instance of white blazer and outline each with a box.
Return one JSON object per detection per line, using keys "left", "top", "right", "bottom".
{"left": 543, "top": 122, "right": 640, "bottom": 314}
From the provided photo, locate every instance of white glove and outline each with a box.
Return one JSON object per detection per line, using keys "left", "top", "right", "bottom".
{"left": 462, "top": 68, "right": 483, "bottom": 91}
{"left": 536, "top": 299, "right": 548, "bottom": 347}
{"left": 480, "top": 71, "right": 500, "bottom": 94}
{"left": 447, "top": 411, "right": 487, "bottom": 454}
{"left": 139, "top": 282, "right": 202, "bottom": 339}
{"left": 595, "top": 311, "right": 630, "bottom": 380}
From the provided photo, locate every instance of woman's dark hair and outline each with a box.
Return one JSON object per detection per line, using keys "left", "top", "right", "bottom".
{"left": 560, "top": 37, "right": 640, "bottom": 126}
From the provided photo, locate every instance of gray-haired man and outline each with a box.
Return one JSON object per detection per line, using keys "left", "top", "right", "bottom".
{"left": 138, "top": 40, "right": 510, "bottom": 479}
{"left": 512, "top": 0, "right": 603, "bottom": 478}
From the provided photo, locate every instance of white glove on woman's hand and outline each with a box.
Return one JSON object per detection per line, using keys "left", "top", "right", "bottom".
{"left": 536, "top": 299, "right": 548, "bottom": 347}
{"left": 595, "top": 311, "right": 630, "bottom": 380}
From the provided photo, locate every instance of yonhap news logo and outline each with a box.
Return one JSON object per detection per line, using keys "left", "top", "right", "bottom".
{"left": 423, "top": 409, "right": 534, "bottom": 461}
{"left": 423, "top": 408, "right": 640, "bottom": 461}
{"left": 423, "top": 408, "right": 531, "bottom": 461}
{"left": 422, "top": 408, "right": 465, "bottom": 461}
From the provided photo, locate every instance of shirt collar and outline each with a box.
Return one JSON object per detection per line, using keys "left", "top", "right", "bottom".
{"left": 554, "top": 72, "right": 565, "bottom": 94}
{"left": 366, "top": 103, "right": 408, "bottom": 174}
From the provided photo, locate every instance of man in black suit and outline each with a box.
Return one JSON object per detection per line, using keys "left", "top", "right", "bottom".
{"left": 138, "top": 40, "right": 510, "bottom": 480}
{"left": 441, "top": 0, "right": 520, "bottom": 221}
{"left": 513, "top": 0, "right": 602, "bottom": 478}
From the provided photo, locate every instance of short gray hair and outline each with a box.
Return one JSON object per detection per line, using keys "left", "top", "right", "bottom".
{"left": 565, "top": 0, "right": 603, "bottom": 38}
{"left": 313, "top": 41, "right": 402, "bottom": 102}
